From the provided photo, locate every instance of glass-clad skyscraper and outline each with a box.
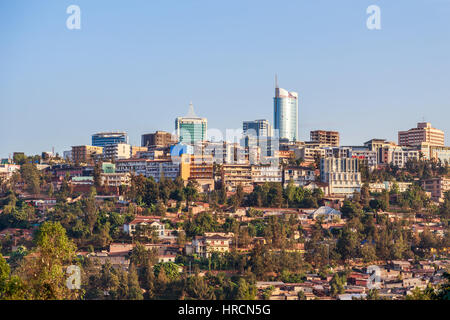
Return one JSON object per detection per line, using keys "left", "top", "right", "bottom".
{"left": 242, "top": 119, "right": 273, "bottom": 153}
{"left": 243, "top": 119, "right": 272, "bottom": 138}
{"left": 273, "top": 82, "right": 298, "bottom": 142}
{"left": 175, "top": 102, "right": 207, "bottom": 145}
{"left": 92, "top": 132, "right": 128, "bottom": 148}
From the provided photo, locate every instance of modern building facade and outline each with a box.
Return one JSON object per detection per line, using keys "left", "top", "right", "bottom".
{"left": 324, "top": 146, "right": 377, "bottom": 170}
{"left": 175, "top": 102, "right": 207, "bottom": 145}
{"left": 92, "top": 132, "right": 128, "bottom": 148}
{"left": 274, "top": 80, "right": 298, "bottom": 142}
{"left": 310, "top": 130, "right": 340, "bottom": 147}
{"left": 103, "top": 143, "right": 131, "bottom": 161}
{"left": 320, "top": 157, "right": 362, "bottom": 195}
{"left": 364, "top": 139, "right": 396, "bottom": 164}
{"left": 381, "top": 145, "right": 420, "bottom": 168}
{"left": 202, "top": 141, "right": 247, "bottom": 165}
{"left": 243, "top": 119, "right": 273, "bottom": 138}
{"left": 398, "top": 122, "right": 445, "bottom": 147}
{"left": 146, "top": 160, "right": 180, "bottom": 182}
{"left": 116, "top": 159, "right": 148, "bottom": 176}
{"left": 242, "top": 119, "right": 276, "bottom": 158}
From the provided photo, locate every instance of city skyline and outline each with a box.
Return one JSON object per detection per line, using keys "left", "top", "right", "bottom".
{"left": 1, "top": 84, "right": 447, "bottom": 158}
{"left": 1, "top": 0, "right": 450, "bottom": 157}
{"left": 0, "top": 1, "right": 449, "bottom": 305}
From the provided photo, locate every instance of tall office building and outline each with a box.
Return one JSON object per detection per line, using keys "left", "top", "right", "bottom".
{"left": 243, "top": 119, "right": 273, "bottom": 138}
{"left": 242, "top": 119, "right": 274, "bottom": 157}
{"left": 175, "top": 102, "right": 207, "bottom": 145}
{"left": 273, "top": 77, "right": 298, "bottom": 142}
{"left": 398, "top": 122, "right": 445, "bottom": 147}
{"left": 92, "top": 132, "right": 128, "bottom": 148}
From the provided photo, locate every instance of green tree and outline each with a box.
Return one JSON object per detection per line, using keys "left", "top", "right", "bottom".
{"left": 20, "top": 163, "right": 41, "bottom": 195}
{"left": 142, "top": 261, "right": 156, "bottom": 299}
{"left": 261, "top": 285, "right": 275, "bottom": 300}
{"left": 0, "top": 255, "right": 26, "bottom": 300}
{"left": 406, "top": 285, "right": 436, "bottom": 300}
{"left": 13, "top": 153, "right": 27, "bottom": 165}
{"left": 329, "top": 272, "right": 346, "bottom": 297}
{"left": 184, "top": 180, "right": 199, "bottom": 206}
{"left": 93, "top": 161, "right": 102, "bottom": 190}
{"left": 184, "top": 275, "right": 215, "bottom": 300}
{"left": 48, "top": 183, "right": 54, "bottom": 197}
{"left": 235, "top": 278, "right": 256, "bottom": 300}
{"left": 127, "top": 264, "right": 143, "bottom": 300}
{"left": 297, "top": 290, "right": 307, "bottom": 300}
{"left": 336, "top": 227, "right": 359, "bottom": 263}
{"left": 153, "top": 262, "right": 180, "bottom": 282}
{"left": 17, "top": 221, "right": 78, "bottom": 299}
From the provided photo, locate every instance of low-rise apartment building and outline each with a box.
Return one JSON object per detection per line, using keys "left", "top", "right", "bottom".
{"left": 141, "top": 131, "right": 177, "bottom": 148}
{"left": 116, "top": 158, "right": 181, "bottom": 182}
{"left": 116, "top": 159, "right": 148, "bottom": 176}
{"left": 324, "top": 146, "right": 377, "bottom": 170}
{"left": 0, "top": 164, "right": 20, "bottom": 180}
{"left": 146, "top": 160, "right": 180, "bottom": 182}
{"left": 123, "top": 216, "right": 165, "bottom": 237}
{"left": 131, "top": 146, "right": 148, "bottom": 158}
{"left": 294, "top": 146, "right": 326, "bottom": 164}
{"left": 179, "top": 154, "right": 215, "bottom": 192}
{"left": 283, "top": 166, "right": 316, "bottom": 187}
{"left": 222, "top": 163, "right": 252, "bottom": 191}
{"left": 103, "top": 143, "right": 131, "bottom": 161}
{"left": 421, "top": 177, "right": 450, "bottom": 202}
{"left": 71, "top": 145, "right": 103, "bottom": 164}
{"left": 382, "top": 146, "right": 420, "bottom": 168}
{"left": 189, "top": 233, "right": 234, "bottom": 258}
{"left": 100, "top": 172, "right": 131, "bottom": 187}
{"left": 251, "top": 164, "right": 282, "bottom": 184}
{"left": 310, "top": 130, "right": 340, "bottom": 147}
{"left": 368, "top": 181, "right": 413, "bottom": 193}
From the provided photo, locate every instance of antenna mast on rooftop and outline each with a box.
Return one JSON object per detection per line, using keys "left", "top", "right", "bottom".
{"left": 186, "top": 101, "right": 198, "bottom": 118}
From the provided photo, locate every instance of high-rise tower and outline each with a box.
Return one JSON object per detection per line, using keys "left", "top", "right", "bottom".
{"left": 273, "top": 77, "right": 298, "bottom": 141}
{"left": 175, "top": 102, "right": 207, "bottom": 145}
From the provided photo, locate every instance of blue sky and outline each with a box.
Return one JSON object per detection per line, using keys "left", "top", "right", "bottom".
{"left": 1, "top": 0, "right": 449, "bottom": 158}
